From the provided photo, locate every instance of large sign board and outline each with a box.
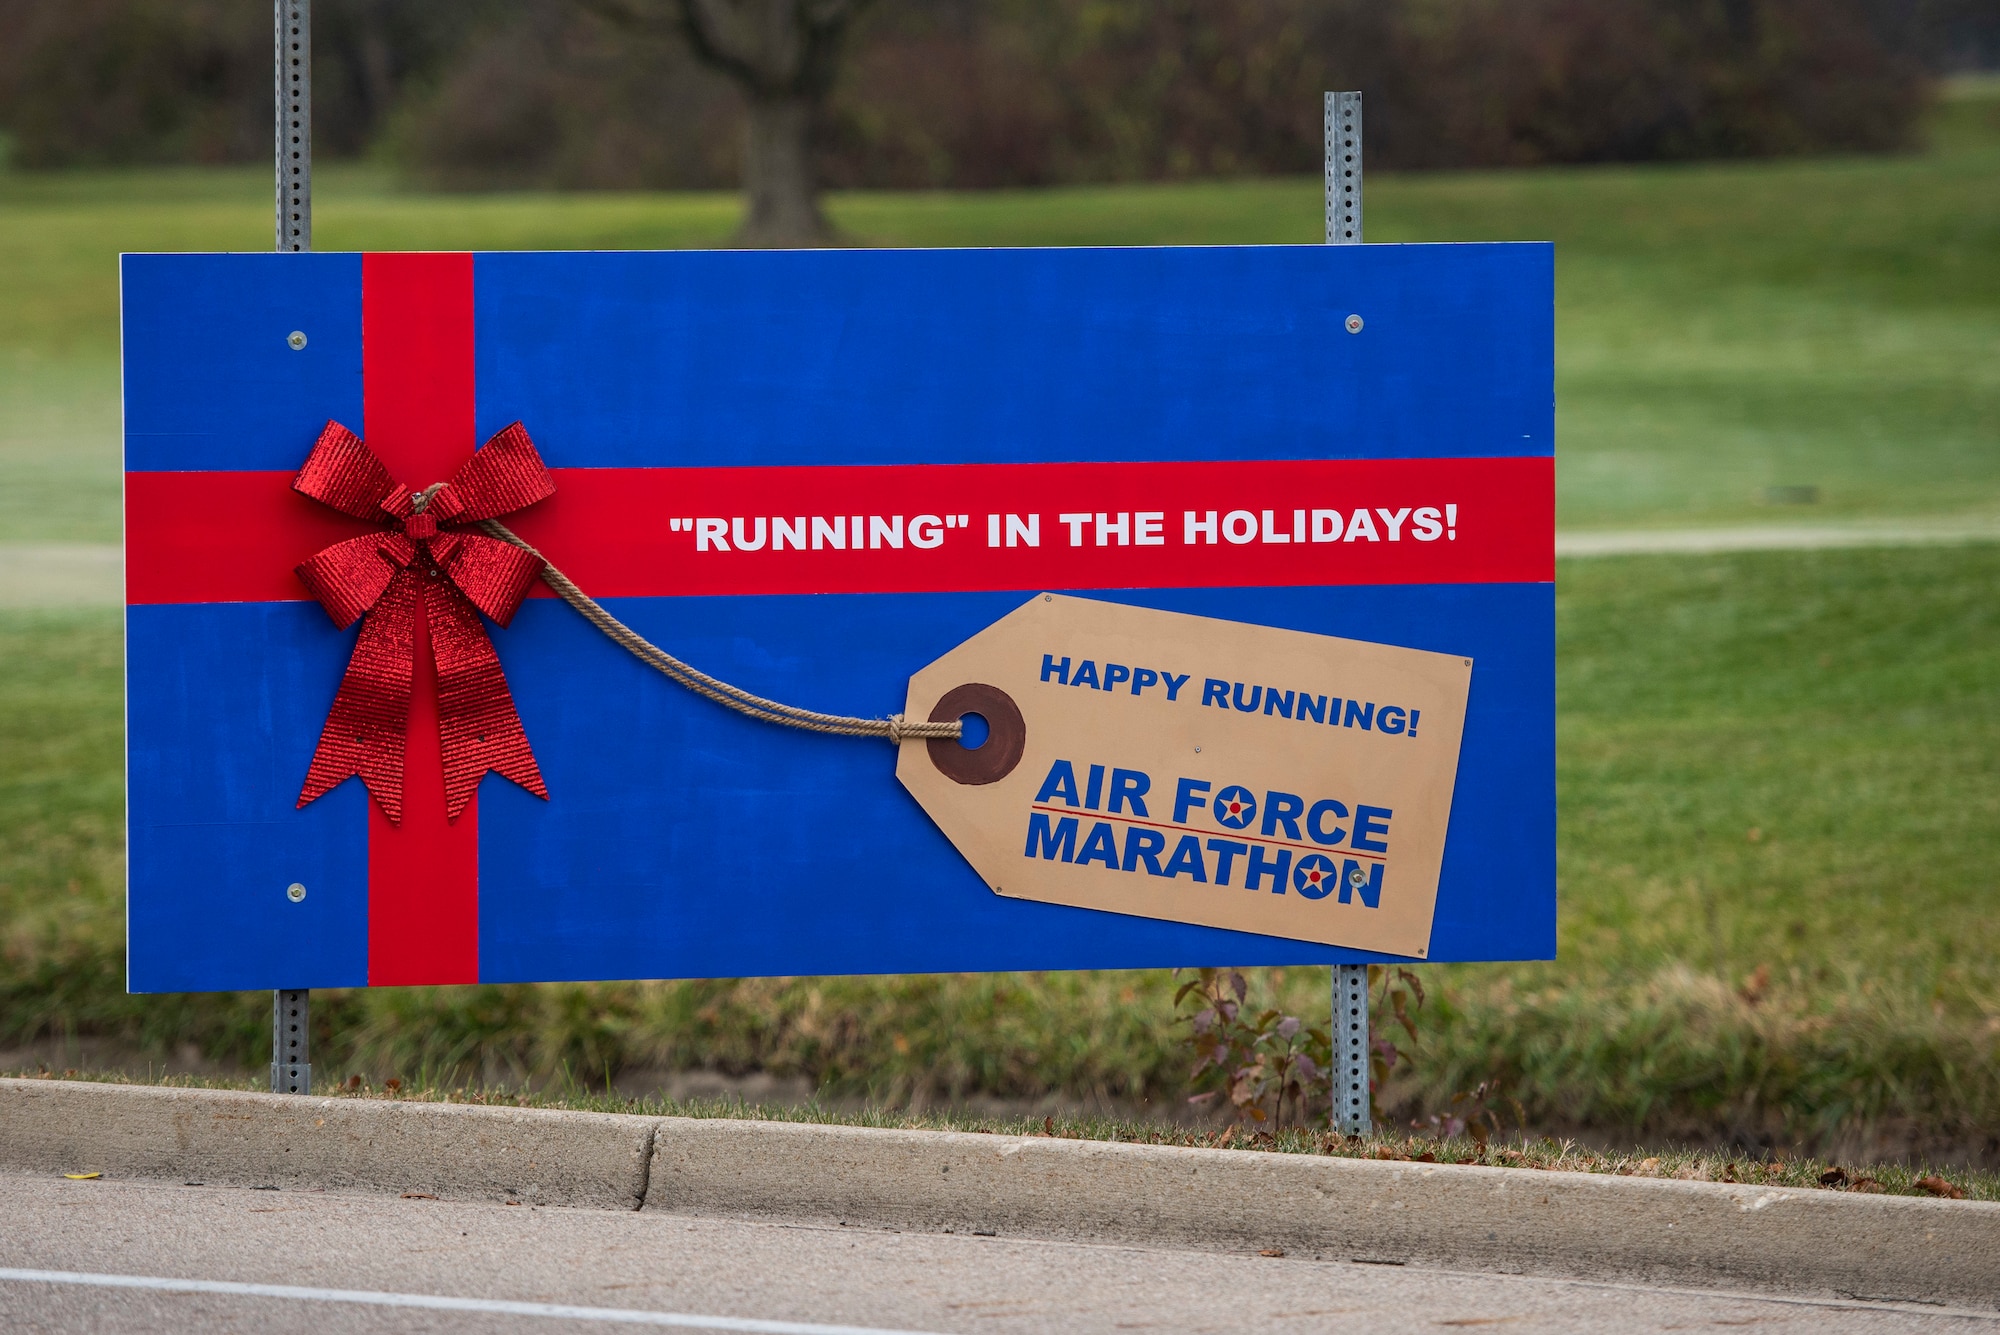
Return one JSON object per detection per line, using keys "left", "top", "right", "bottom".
{"left": 122, "top": 244, "right": 1554, "bottom": 991}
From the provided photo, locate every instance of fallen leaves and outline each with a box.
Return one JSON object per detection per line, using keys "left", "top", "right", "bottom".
{"left": 62, "top": 1172, "right": 101, "bottom": 1180}
{"left": 1258, "top": 1247, "right": 1285, "bottom": 1258}
{"left": 1915, "top": 1175, "right": 1966, "bottom": 1200}
{"left": 1817, "top": 1166, "right": 1957, "bottom": 1196}
{"left": 401, "top": 1192, "right": 438, "bottom": 1200}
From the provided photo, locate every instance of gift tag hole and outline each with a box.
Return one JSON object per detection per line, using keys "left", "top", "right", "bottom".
{"left": 926, "top": 683, "right": 1025, "bottom": 786}
{"left": 958, "top": 712, "right": 991, "bottom": 750}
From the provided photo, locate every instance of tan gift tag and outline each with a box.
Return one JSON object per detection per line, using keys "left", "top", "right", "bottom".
{"left": 897, "top": 593, "right": 1472, "bottom": 956}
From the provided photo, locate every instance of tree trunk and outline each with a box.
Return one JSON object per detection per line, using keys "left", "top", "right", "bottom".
{"left": 588, "top": 0, "right": 863, "bottom": 244}
{"left": 738, "top": 94, "right": 831, "bottom": 247}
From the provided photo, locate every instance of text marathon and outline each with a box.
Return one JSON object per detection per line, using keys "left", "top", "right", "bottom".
{"left": 1023, "top": 758, "right": 1391, "bottom": 907}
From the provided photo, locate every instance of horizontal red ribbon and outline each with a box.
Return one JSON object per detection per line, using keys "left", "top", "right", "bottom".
{"left": 126, "top": 455, "right": 1551, "bottom": 606}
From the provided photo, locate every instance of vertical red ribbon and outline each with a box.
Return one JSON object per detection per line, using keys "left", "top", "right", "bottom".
{"left": 363, "top": 252, "right": 480, "bottom": 986}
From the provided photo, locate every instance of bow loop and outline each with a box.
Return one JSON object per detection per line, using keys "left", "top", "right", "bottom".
{"left": 296, "top": 533, "right": 401, "bottom": 630}
{"left": 377, "top": 532, "right": 418, "bottom": 568}
{"left": 420, "top": 483, "right": 467, "bottom": 523}
{"left": 295, "top": 423, "right": 404, "bottom": 519}
{"left": 377, "top": 484, "right": 415, "bottom": 521}
{"left": 290, "top": 419, "right": 554, "bottom": 823}
{"left": 437, "top": 531, "right": 546, "bottom": 627}
{"left": 428, "top": 531, "right": 463, "bottom": 567}
{"left": 448, "top": 422, "right": 558, "bottom": 522}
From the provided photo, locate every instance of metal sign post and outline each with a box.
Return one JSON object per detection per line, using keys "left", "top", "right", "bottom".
{"left": 273, "top": 988, "right": 310, "bottom": 1093}
{"left": 1326, "top": 91, "right": 1361, "bottom": 246}
{"left": 272, "top": 0, "right": 312, "bottom": 1094}
{"left": 1325, "top": 90, "right": 1371, "bottom": 1138}
{"left": 276, "top": 0, "right": 311, "bottom": 253}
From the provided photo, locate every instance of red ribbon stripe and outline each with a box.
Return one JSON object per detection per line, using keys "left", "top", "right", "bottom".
{"left": 128, "top": 454, "right": 1550, "bottom": 606}
{"left": 360, "top": 252, "right": 479, "bottom": 987}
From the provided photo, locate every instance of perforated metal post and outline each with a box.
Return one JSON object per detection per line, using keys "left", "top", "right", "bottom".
{"left": 276, "top": 0, "right": 310, "bottom": 252}
{"left": 1331, "top": 962, "right": 1370, "bottom": 1136}
{"left": 272, "top": 0, "right": 312, "bottom": 1094}
{"left": 1325, "top": 91, "right": 1361, "bottom": 245}
{"left": 272, "top": 989, "right": 311, "bottom": 1094}
{"left": 1326, "top": 90, "right": 1371, "bottom": 1138}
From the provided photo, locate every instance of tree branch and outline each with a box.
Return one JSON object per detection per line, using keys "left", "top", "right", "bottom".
{"left": 674, "top": 0, "right": 868, "bottom": 99}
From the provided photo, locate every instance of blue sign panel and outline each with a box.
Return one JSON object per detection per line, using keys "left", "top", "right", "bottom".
{"left": 124, "top": 242, "right": 1553, "bottom": 991}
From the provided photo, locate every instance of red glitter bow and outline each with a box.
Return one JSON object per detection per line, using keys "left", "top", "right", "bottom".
{"left": 292, "top": 420, "right": 554, "bottom": 823}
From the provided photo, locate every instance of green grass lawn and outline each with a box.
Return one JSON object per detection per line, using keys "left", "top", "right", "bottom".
{"left": 8, "top": 545, "right": 1995, "bottom": 1154}
{"left": 1, "top": 80, "right": 1997, "bottom": 537}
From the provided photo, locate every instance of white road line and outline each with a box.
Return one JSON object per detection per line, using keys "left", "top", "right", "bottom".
{"left": 0, "top": 1268, "right": 952, "bottom": 1335}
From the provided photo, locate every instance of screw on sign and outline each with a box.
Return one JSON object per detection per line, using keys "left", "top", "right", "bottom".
{"left": 119, "top": 119, "right": 1555, "bottom": 1132}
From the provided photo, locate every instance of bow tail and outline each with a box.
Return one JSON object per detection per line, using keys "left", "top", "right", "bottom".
{"left": 298, "top": 568, "right": 419, "bottom": 822}
{"left": 427, "top": 580, "right": 549, "bottom": 821}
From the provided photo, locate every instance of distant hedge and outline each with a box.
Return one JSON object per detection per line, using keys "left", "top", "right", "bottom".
{"left": 0, "top": 0, "right": 1952, "bottom": 184}
{"left": 814, "top": 0, "right": 1933, "bottom": 187}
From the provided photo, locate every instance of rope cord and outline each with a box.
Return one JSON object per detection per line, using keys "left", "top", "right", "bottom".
{"left": 476, "top": 517, "right": 962, "bottom": 744}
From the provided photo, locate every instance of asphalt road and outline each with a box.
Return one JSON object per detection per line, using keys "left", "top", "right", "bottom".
{"left": 1, "top": 1172, "right": 1992, "bottom": 1335}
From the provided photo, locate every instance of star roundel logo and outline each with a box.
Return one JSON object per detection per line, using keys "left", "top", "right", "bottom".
{"left": 1212, "top": 785, "right": 1257, "bottom": 830}
{"left": 1294, "top": 853, "right": 1339, "bottom": 900}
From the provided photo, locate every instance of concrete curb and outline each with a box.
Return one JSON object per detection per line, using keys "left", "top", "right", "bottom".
{"left": 654, "top": 1118, "right": 2000, "bottom": 1308}
{"left": 6, "top": 1080, "right": 1996, "bottom": 1309}
{"left": 0, "top": 1079, "right": 653, "bottom": 1210}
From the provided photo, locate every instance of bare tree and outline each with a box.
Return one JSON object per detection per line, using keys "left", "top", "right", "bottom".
{"left": 590, "top": 0, "right": 870, "bottom": 246}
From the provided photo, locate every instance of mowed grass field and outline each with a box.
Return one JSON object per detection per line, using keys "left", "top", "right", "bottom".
{"left": 8, "top": 546, "right": 1996, "bottom": 1150}
{"left": 3, "top": 85, "right": 1997, "bottom": 536}
{"left": 1, "top": 83, "right": 1996, "bottom": 1156}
